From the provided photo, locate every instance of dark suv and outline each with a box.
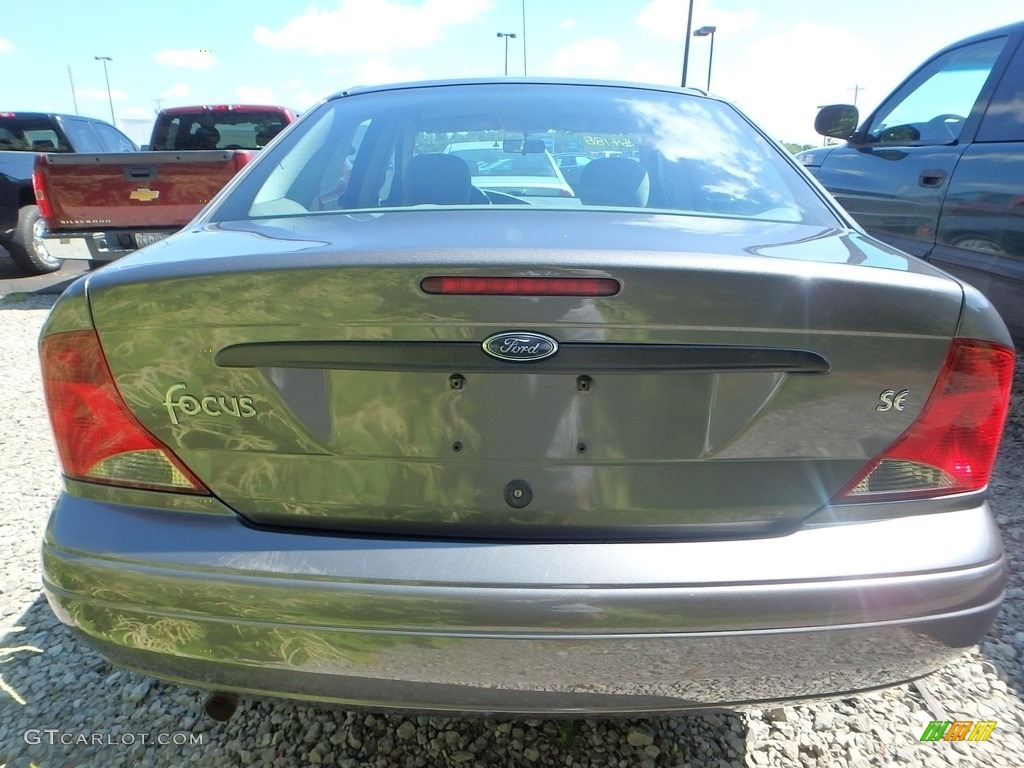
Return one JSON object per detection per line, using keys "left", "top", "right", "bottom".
{"left": 798, "top": 21, "right": 1024, "bottom": 340}
{"left": 0, "top": 112, "right": 137, "bottom": 274}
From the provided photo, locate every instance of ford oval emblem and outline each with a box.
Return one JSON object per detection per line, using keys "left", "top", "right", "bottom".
{"left": 482, "top": 332, "right": 559, "bottom": 363}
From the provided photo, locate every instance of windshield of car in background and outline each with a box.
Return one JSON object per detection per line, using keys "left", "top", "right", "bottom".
{"left": 216, "top": 83, "right": 837, "bottom": 225}
{"left": 0, "top": 115, "right": 70, "bottom": 152}
{"left": 149, "top": 111, "right": 290, "bottom": 151}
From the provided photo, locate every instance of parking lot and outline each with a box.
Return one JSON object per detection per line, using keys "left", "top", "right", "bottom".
{"left": 0, "top": 245, "right": 87, "bottom": 296}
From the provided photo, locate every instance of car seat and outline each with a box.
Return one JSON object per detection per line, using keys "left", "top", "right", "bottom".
{"left": 187, "top": 124, "right": 222, "bottom": 150}
{"left": 405, "top": 154, "right": 479, "bottom": 205}
{"left": 577, "top": 157, "right": 650, "bottom": 207}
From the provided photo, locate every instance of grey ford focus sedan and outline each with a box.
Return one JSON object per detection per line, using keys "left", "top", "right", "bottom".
{"left": 39, "top": 79, "right": 1014, "bottom": 716}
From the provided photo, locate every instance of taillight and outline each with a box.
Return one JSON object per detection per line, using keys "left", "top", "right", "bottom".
{"left": 40, "top": 330, "right": 209, "bottom": 494}
{"left": 421, "top": 276, "right": 620, "bottom": 296}
{"left": 837, "top": 338, "right": 1014, "bottom": 502}
{"left": 32, "top": 157, "right": 54, "bottom": 226}
{"left": 233, "top": 150, "right": 255, "bottom": 173}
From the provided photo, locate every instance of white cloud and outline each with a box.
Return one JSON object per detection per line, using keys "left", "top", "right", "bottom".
{"left": 119, "top": 106, "right": 156, "bottom": 120}
{"left": 279, "top": 80, "right": 330, "bottom": 108}
{"left": 717, "top": 22, "right": 886, "bottom": 143}
{"left": 77, "top": 88, "right": 129, "bottom": 102}
{"left": 254, "top": 0, "right": 493, "bottom": 54}
{"left": 0, "top": 37, "right": 14, "bottom": 54}
{"left": 627, "top": 60, "right": 678, "bottom": 87}
{"left": 235, "top": 86, "right": 276, "bottom": 104}
{"left": 560, "top": 19, "right": 577, "bottom": 31}
{"left": 636, "top": 0, "right": 686, "bottom": 36}
{"left": 155, "top": 49, "right": 216, "bottom": 69}
{"left": 161, "top": 83, "right": 192, "bottom": 100}
{"left": 294, "top": 89, "right": 327, "bottom": 110}
{"left": 636, "top": 0, "right": 757, "bottom": 41}
{"left": 351, "top": 55, "right": 423, "bottom": 86}
{"left": 549, "top": 38, "right": 623, "bottom": 78}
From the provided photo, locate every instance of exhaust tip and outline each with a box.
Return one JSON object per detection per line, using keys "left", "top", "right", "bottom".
{"left": 204, "top": 691, "right": 241, "bottom": 721}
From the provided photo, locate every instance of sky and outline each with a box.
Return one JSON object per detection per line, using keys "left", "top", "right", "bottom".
{"left": 2, "top": 0, "right": 1021, "bottom": 147}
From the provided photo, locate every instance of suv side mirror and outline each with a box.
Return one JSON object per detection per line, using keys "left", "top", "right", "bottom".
{"left": 815, "top": 105, "right": 860, "bottom": 141}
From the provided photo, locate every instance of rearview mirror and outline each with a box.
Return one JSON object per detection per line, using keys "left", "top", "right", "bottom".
{"left": 815, "top": 105, "right": 859, "bottom": 141}
{"left": 503, "top": 138, "right": 547, "bottom": 154}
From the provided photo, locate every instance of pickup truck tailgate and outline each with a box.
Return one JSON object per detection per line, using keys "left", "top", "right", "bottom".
{"left": 35, "top": 150, "right": 249, "bottom": 230}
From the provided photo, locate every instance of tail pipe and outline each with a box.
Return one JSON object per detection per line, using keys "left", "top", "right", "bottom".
{"left": 203, "top": 691, "right": 241, "bottom": 721}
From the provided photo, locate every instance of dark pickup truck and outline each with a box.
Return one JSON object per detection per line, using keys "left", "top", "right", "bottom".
{"left": 798, "top": 21, "right": 1024, "bottom": 340}
{"left": 34, "top": 104, "right": 296, "bottom": 269}
{"left": 0, "top": 111, "right": 136, "bottom": 274}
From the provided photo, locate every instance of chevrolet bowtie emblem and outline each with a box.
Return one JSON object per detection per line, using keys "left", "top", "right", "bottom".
{"left": 130, "top": 188, "right": 160, "bottom": 202}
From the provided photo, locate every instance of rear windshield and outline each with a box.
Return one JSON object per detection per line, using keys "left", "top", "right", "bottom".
{"left": 0, "top": 116, "right": 69, "bottom": 152}
{"left": 215, "top": 83, "right": 836, "bottom": 226}
{"left": 150, "top": 110, "right": 290, "bottom": 151}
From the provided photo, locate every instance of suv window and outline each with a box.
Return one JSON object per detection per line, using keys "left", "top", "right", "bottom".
{"left": 60, "top": 118, "right": 103, "bottom": 152}
{"left": 866, "top": 37, "right": 1006, "bottom": 144}
{"left": 977, "top": 38, "right": 1024, "bottom": 142}
{"left": 93, "top": 121, "right": 136, "bottom": 152}
{"left": 0, "top": 116, "right": 70, "bottom": 152}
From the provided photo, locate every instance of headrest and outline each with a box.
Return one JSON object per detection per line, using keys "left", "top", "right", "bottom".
{"left": 405, "top": 154, "right": 473, "bottom": 205}
{"left": 578, "top": 157, "right": 650, "bottom": 207}
{"left": 192, "top": 124, "right": 221, "bottom": 148}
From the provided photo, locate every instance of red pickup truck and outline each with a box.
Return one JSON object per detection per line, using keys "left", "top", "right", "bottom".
{"left": 34, "top": 104, "right": 296, "bottom": 267}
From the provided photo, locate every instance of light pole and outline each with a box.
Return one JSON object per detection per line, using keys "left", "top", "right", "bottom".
{"left": 496, "top": 32, "right": 517, "bottom": 76}
{"left": 680, "top": 0, "right": 695, "bottom": 87}
{"left": 693, "top": 26, "right": 717, "bottom": 92}
{"left": 94, "top": 56, "right": 115, "bottom": 124}
{"left": 67, "top": 66, "right": 79, "bottom": 115}
{"left": 521, "top": 0, "right": 528, "bottom": 76}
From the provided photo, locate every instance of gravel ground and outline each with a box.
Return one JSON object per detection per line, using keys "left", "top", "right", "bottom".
{"left": 1, "top": 291, "right": 1022, "bottom": 768}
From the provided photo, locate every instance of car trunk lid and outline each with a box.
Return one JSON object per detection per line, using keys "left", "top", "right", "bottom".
{"left": 85, "top": 212, "right": 965, "bottom": 540}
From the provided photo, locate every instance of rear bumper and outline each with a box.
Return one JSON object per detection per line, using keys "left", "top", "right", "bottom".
{"left": 41, "top": 230, "right": 173, "bottom": 262}
{"left": 42, "top": 492, "right": 1006, "bottom": 715}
